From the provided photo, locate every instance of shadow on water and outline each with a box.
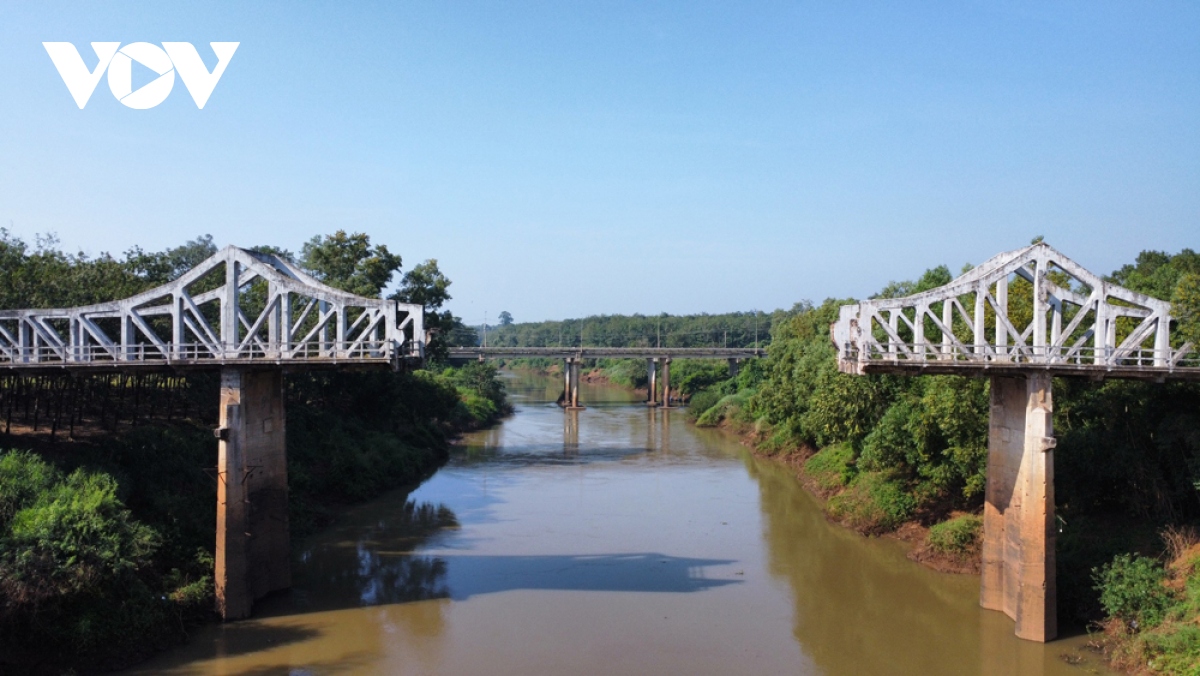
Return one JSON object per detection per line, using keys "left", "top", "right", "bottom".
{"left": 158, "top": 651, "right": 375, "bottom": 676}
{"left": 261, "top": 500, "right": 739, "bottom": 619}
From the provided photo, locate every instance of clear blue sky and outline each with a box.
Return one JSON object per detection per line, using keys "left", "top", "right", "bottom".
{"left": 1, "top": 2, "right": 1196, "bottom": 323}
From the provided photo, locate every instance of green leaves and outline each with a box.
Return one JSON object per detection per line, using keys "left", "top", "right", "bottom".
{"left": 300, "top": 230, "right": 402, "bottom": 297}
{"left": 1094, "top": 554, "right": 1174, "bottom": 630}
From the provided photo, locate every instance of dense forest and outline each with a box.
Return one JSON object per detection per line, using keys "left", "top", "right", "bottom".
{"left": 0, "top": 231, "right": 508, "bottom": 673}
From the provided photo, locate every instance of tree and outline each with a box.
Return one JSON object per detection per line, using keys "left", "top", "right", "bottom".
{"left": 390, "top": 259, "right": 471, "bottom": 361}
{"left": 392, "top": 259, "right": 451, "bottom": 311}
{"left": 124, "top": 235, "right": 217, "bottom": 285}
{"left": 498, "top": 311, "right": 513, "bottom": 326}
{"left": 300, "top": 231, "right": 401, "bottom": 297}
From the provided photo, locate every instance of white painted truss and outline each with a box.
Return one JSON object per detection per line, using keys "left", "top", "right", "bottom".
{"left": 832, "top": 242, "right": 1198, "bottom": 378}
{"left": 0, "top": 246, "right": 423, "bottom": 369}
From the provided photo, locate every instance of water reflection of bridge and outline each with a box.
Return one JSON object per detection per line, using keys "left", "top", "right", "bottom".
{"left": 451, "top": 346, "right": 763, "bottom": 409}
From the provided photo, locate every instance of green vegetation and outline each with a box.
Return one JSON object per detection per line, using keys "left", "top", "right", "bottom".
{"left": 482, "top": 309, "right": 788, "bottom": 349}
{"left": 927, "top": 514, "right": 982, "bottom": 556}
{"left": 1091, "top": 531, "right": 1200, "bottom": 674}
{"left": 0, "top": 231, "right": 509, "bottom": 673}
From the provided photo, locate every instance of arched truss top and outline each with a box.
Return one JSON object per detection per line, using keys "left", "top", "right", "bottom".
{"left": 832, "top": 242, "right": 1198, "bottom": 379}
{"left": 0, "top": 246, "right": 424, "bottom": 370}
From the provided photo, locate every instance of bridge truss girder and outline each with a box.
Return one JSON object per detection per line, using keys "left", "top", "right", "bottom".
{"left": 0, "top": 246, "right": 423, "bottom": 370}
{"left": 832, "top": 242, "right": 1197, "bottom": 379}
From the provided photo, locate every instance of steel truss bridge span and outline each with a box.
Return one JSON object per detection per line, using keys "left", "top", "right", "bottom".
{"left": 832, "top": 242, "right": 1198, "bottom": 381}
{"left": 0, "top": 246, "right": 424, "bottom": 372}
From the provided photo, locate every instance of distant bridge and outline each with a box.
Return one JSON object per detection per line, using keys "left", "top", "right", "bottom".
{"left": 832, "top": 242, "right": 1198, "bottom": 644}
{"left": 449, "top": 346, "right": 764, "bottom": 409}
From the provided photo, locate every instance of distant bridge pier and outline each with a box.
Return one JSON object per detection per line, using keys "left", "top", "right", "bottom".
{"left": 646, "top": 358, "right": 658, "bottom": 407}
{"left": 660, "top": 357, "right": 674, "bottom": 408}
{"left": 981, "top": 373, "right": 1056, "bottom": 642}
{"left": 215, "top": 368, "right": 291, "bottom": 620}
{"left": 728, "top": 358, "right": 740, "bottom": 378}
{"left": 563, "top": 357, "right": 584, "bottom": 410}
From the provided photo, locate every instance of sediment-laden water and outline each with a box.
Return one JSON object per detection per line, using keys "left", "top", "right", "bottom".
{"left": 129, "top": 372, "right": 1110, "bottom": 675}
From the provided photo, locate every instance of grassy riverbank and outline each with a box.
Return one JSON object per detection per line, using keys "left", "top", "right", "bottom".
{"left": 681, "top": 246, "right": 1200, "bottom": 674}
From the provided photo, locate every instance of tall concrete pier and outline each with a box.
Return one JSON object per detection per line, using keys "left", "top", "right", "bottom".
{"left": 980, "top": 374, "right": 1056, "bottom": 642}
{"left": 215, "top": 368, "right": 291, "bottom": 620}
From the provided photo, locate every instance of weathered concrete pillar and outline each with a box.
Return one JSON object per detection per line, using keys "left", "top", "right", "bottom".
{"left": 660, "top": 358, "right": 672, "bottom": 408}
{"left": 567, "top": 359, "right": 583, "bottom": 409}
{"left": 563, "top": 358, "right": 572, "bottom": 407}
{"left": 215, "top": 368, "right": 290, "bottom": 620}
{"left": 647, "top": 358, "right": 658, "bottom": 406}
{"left": 728, "top": 358, "right": 740, "bottom": 378}
{"left": 981, "top": 374, "right": 1056, "bottom": 642}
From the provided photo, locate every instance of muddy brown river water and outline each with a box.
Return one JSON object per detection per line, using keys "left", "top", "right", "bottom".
{"left": 130, "top": 372, "right": 1113, "bottom": 675}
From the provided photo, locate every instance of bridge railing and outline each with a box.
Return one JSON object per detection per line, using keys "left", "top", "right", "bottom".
{"left": 840, "top": 341, "right": 1199, "bottom": 372}
{"left": 0, "top": 340, "right": 411, "bottom": 368}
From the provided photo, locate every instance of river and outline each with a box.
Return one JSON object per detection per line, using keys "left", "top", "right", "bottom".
{"left": 130, "top": 372, "right": 1112, "bottom": 675}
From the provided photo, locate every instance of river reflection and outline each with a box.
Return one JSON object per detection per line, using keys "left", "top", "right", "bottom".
{"left": 129, "top": 372, "right": 1111, "bottom": 675}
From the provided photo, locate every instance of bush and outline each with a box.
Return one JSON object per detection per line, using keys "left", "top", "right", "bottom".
{"left": 803, "top": 443, "right": 856, "bottom": 492}
{"left": 687, "top": 389, "right": 722, "bottom": 420}
{"left": 1094, "top": 553, "right": 1174, "bottom": 630}
{"left": 927, "top": 514, "right": 982, "bottom": 555}
{"left": 826, "top": 471, "right": 916, "bottom": 534}
{"left": 695, "top": 391, "right": 753, "bottom": 427}
{"left": 0, "top": 450, "right": 173, "bottom": 664}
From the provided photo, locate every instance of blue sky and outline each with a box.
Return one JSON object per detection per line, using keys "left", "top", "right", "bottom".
{"left": 1, "top": 2, "right": 1196, "bottom": 323}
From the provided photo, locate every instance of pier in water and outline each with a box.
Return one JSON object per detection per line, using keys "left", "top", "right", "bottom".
{"left": 130, "top": 372, "right": 1110, "bottom": 675}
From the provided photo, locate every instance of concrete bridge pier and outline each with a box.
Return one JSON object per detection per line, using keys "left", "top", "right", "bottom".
{"left": 981, "top": 373, "right": 1056, "bottom": 642}
{"left": 564, "top": 358, "right": 584, "bottom": 410}
{"left": 728, "top": 358, "right": 740, "bottom": 378}
{"left": 215, "top": 368, "right": 291, "bottom": 620}
{"left": 660, "top": 357, "right": 673, "bottom": 408}
{"left": 646, "top": 358, "right": 659, "bottom": 407}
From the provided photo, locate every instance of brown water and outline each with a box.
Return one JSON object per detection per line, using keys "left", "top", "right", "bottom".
{"left": 130, "top": 373, "right": 1113, "bottom": 675}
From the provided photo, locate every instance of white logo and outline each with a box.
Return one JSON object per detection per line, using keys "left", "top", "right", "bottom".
{"left": 43, "top": 41, "right": 239, "bottom": 109}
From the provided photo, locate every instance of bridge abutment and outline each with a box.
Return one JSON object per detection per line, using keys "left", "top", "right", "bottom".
{"left": 215, "top": 367, "right": 291, "bottom": 620}
{"left": 981, "top": 373, "right": 1056, "bottom": 642}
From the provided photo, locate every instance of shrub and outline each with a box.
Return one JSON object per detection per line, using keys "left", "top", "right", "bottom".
{"left": 803, "top": 443, "right": 855, "bottom": 492}
{"left": 1094, "top": 554, "right": 1174, "bottom": 630}
{"left": 687, "top": 390, "right": 722, "bottom": 420}
{"left": 826, "top": 471, "right": 915, "bottom": 534}
{"left": 927, "top": 514, "right": 982, "bottom": 555}
{"left": 695, "top": 391, "right": 753, "bottom": 427}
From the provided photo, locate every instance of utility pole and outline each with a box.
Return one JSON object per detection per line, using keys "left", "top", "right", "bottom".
{"left": 755, "top": 310, "right": 759, "bottom": 350}
{"left": 483, "top": 311, "right": 487, "bottom": 348}
{"left": 657, "top": 318, "right": 661, "bottom": 348}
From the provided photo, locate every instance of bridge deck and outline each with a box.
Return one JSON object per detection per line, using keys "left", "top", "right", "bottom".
{"left": 448, "top": 347, "right": 764, "bottom": 360}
